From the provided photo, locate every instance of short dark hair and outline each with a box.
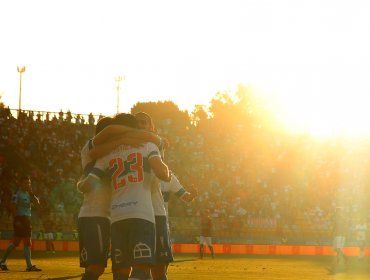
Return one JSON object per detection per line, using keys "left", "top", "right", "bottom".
{"left": 134, "top": 111, "right": 155, "bottom": 131}
{"left": 95, "top": 116, "right": 113, "bottom": 135}
{"left": 114, "top": 113, "right": 139, "bottom": 129}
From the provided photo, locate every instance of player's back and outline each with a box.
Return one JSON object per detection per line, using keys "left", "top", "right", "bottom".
{"left": 94, "top": 142, "right": 159, "bottom": 224}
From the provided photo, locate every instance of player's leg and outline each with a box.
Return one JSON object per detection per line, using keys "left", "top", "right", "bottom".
{"left": 79, "top": 217, "right": 110, "bottom": 279}
{"left": 151, "top": 216, "right": 173, "bottom": 280}
{"left": 45, "top": 233, "right": 54, "bottom": 252}
{"left": 0, "top": 236, "right": 21, "bottom": 270}
{"left": 1, "top": 215, "right": 25, "bottom": 267}
{"left": 23, "top": 237, "right": 34, "bottom": 270}
{"left": 130, "top": 264, "right": 152, "bottom": 279}
{"left": 199, "top": 236, "right": 204, "bottom": 259}
{"left": 114, "top": 219, "right": 155, "bottom": 280}
{"left": 151, "top": 263, "right": 167, "bottom": 280}
{"left": 111, "top": 219, "right": 133, "bottom": 280}
{"left": 339, "top": 237, "right": 347, "bottom": 267}
{"left": 208, "top": 245, "right": 214, "bottom": 258}
{"left": 16, "top": 216, "right": 41, "bottom": 272}
{"left": 82, "top": 264, "right": 107, "bottom": 280}
{"left": 358, "top": 241, "right": 365, "bottom": 259}
{"left": 206, "top": 237, "right": 214, "bottom": 259}
{"left": 47, "top": 236, "right": 56, "bottom": 253}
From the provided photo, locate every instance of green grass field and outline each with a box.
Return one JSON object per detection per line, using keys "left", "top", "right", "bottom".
{"left": 0, "top": 251, "right": 369, "bottom": 279}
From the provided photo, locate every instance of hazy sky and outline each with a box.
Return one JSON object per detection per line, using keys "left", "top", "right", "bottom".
{"left": 1, "top": 0, "right": 370, "bottom": 137}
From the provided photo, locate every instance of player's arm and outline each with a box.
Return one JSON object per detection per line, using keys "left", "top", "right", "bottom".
{"left": 29, "top": 192, "right": 40, "bottom": 205}
{"left": 149, "top": 155, "right": 172, "bottom": 182}
{"left": 167, "top": 174, "right": 198, "bottom": 202}
{"left": 77, "top": 174, "right": 103, "bottom": 193}
{"left": 92, "top": 124, "right": 134, "bottom": 146}
{"left": 25, "top": 182, "right": 40, "bottom": 205}
{"left": 79, "top": 154, "right": 110, "bottom": 193}
{"left": 89, "top": 130, "right": 162, "bottom": 160}
{"left": 93, "top": 125, "right": 161, "bottom": 146}
{"left": 124, "top": 130, "right": 162, "bottom": 147}
{"left": 88, "top": 135, "right": 146, "bottom": 160}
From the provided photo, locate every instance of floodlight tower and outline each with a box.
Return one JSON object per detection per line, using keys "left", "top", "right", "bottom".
{"left": 114, "top": 75, "right": 125, "bottom": 114}
{"left": 17, "top": 66, "right": 26, "bottom": 117}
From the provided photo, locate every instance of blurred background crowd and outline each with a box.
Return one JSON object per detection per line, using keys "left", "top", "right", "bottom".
{"left": 1, "top": 87, "right": 369, "bottom": 245}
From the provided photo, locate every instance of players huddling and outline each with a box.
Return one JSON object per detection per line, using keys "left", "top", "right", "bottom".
{"left": 77, "top": 112, "right": 197, "bottom": 280}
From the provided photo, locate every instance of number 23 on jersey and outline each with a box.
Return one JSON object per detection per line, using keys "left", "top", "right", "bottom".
{"left": 109, "top": 152, "right": 144, "bottom": 189}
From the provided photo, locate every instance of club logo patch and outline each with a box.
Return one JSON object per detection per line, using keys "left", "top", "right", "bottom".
{"left": 133, "top": 242, "right": 152, "bottom": 259}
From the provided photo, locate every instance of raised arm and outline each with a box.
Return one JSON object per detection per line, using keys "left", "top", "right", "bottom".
{"left": 88, "top": 136, "right": 146, "bottom": 160}
{"left": 89, "top": 127, "right": 162, "bottom": 160}
{"left": 27, "top": 183, "right": 40, "bottom": 205}
{"left": 124, "top": 130, "right": 162, "bottom": 147}
{"left": 92, "top": 124, "right": 134, "bottom": 146}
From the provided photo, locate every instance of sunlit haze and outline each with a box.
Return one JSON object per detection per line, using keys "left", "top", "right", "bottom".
{"left": 1, "top": 0, "right": 370, "bottom": 138}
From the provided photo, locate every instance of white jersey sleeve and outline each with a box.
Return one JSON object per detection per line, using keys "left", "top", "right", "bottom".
{"left": 161, "top": 174, "right": 187, "bottom": 200}
{"left": 160, "top": 174, "right": 187, "bottom": 214}
{"left": 80, "top": 139, "right": 94, "bottom": 173}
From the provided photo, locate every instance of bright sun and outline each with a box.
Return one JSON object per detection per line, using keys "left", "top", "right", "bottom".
{"left": 262, "top": 88, "right": 370, "bottom": 139}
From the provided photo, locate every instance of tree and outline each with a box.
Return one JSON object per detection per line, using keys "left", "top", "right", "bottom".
{"left": 131, "top": 100, "right": 191, "bottom": 135}
{"left": 190, "top": 104, "right": 209, "bottom": 127}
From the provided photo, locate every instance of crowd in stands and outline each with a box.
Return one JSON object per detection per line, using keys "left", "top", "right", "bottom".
{"left": 0, "top": 105, "right": 369, "bottom": 245}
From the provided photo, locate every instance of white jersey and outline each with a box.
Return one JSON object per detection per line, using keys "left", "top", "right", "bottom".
{"left": 78, "top": 139, "right": 112, "bottom": 218}
{"left": 151, "top": 176, "right": 167, "bottom": 217}
{"left": 160, "top": 174, "right": 187, "bottom": 214}
{"left": 92, "top": 142, "right": 160, "bottom": 224}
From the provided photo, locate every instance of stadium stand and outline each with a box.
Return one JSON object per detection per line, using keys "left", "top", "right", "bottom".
{"left": 0, "top": 105, "right": 369, "bottom": 248}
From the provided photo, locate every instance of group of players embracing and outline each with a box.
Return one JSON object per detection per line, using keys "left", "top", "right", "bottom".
{"left": 77, "top": 112, "right": 198, "bottom": 280}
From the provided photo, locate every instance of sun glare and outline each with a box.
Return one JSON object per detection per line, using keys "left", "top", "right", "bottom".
{"left": 261, "top": 88, "right": 370, "bottom": 139}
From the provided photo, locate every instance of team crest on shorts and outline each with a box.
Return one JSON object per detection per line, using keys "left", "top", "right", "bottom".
{"left": 134, "top": 242, "right": 152, "bottom": 259}
{"left": 81, "top": 248, "right": 88, "bottom": 262}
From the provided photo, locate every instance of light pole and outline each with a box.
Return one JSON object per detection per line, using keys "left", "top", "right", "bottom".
{"left": 17, "top": 66, "right": 26, "bottom": 117}
{"left": 114, "top": 75, "right": 125, "bottom": 114}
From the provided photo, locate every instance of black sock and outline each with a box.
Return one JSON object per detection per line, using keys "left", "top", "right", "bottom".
{"left": 81, "top": 271, "right": 99, "bottom": 280}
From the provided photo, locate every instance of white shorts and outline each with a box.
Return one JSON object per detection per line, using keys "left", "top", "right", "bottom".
{"left": 333, "top": 236, "right": 345, "bottom": 249}
{"left": 200, "top": 236, "right": 212, "bottom": 246}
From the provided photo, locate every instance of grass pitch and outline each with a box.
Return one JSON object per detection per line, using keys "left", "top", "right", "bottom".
{"left": 0, "top": 251, "right": 369, "bottom": 279}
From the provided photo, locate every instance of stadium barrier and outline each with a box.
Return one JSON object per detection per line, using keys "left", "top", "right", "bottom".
{"left": 1, "top": 240, "right": 369, "bottom": 256}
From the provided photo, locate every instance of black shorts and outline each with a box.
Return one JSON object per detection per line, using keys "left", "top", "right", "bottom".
{"left": 111, "top": 218, "right": 156, "bottom": 269}
{"left": 78, "top": 217, "right": 111, "bottom": 268}
{"left": 155, "top": 215, "right": 174, "bottom": 264}
{"left": 13, "top": 216, "right": 31, "bottom": 238}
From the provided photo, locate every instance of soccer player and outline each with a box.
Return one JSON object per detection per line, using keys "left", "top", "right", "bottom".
{"left": 329, "top": 207, "right": 348, "bottom": 274}
{"left": 77, "top": 116, "right": 162, "bottom": 280}
{"left": 199, "top": 209, "right": 214, "bottom": 259}
{"left": 87, "top": 113, "right": 172, "bottom": 280}
{"left": 77, "top": 116, "right": 114, "bottom": 280}
{"left": 43, "top": 215, "right": 56, "bottom": 253}
{"left": 354, "top": 216, "right": 367, "bottom": 260}
{"left": 0, "top": 175, "right": 42, "bottom": 272}
{"left": 135, "top": 111, "right": 198, "bottom": 280}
